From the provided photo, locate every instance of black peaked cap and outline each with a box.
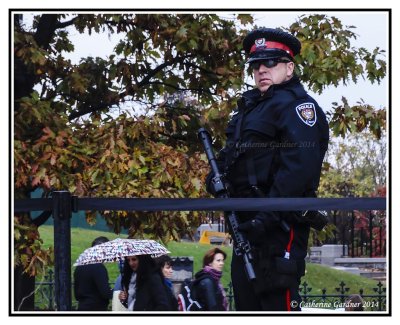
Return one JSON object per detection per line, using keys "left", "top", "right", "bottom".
{"left": 243, "top": 27, "right": 301, "bottom": 57}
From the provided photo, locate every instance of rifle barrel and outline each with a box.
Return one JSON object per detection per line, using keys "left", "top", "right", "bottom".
{"left": 198, "top": 128, "right": 256, "bottom": 282}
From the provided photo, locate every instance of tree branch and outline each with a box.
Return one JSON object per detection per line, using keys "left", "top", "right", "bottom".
{"left": 67, "top": 56, "right": 201, "bottom": 120}
{"left": 137, "top": 54, "right": 194, "bottom": 89}
{"left": 31, "top": 211, "right": 52, "bottom": 227}
{"left": 68, "top": 101, "right": 119, "bottom": 121}
{"left": 185, "top": 62, "right": 220, "bottom": 77}
{"left": 56, "top": 17, "right": 79, "bottom": 29}
{"left": 147, "top": 81, "right": 218, "bottom": 96}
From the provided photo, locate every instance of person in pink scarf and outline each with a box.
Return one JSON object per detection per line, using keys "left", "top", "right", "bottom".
{"left": 194, "top": 247, "right": 229, "bottom": 311}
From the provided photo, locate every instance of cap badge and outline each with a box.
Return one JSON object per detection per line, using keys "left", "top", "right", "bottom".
{"left": 296, "top": 102, "right": 317, "bottom": 127}
{"left": 255, "top": 38, "right": 266, "bottom": 48}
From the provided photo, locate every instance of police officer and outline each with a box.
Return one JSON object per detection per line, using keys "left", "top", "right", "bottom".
{"left": 207, "top": 28, "right": 329, "bottom": 311}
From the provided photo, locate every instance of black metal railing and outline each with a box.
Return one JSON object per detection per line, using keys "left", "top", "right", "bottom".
{"left": 34, "top": 269, "right": 56, "bottom": 311}
{"left": 33, "top": 272, "right": 386, "bottom": 312}
{"left": 311, "top": 210, "right": 386, "bottom": 258}
{"left": 299, "top": 280, "right": 386, "bottom": 312}
{"left": 210, "top": 209, "right": 386, "bottom": 258}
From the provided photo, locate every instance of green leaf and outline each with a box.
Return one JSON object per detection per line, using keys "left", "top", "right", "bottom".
{"left": 176, "top": 26, "right": 187, "bottom": 39}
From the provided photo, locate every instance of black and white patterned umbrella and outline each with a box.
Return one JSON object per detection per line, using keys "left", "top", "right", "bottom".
{"left": 74, "top": 238, "right": 170, "bottom": 266}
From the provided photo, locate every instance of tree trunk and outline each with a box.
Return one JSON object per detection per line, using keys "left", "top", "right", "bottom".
{"left": 14, "top": 265, "right": 35, "bottom": 311}
{"left": 14, "top": 14, "right": 59, "bottom": 105}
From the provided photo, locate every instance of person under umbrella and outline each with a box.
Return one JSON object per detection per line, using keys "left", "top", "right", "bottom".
{"left": 118, "top": 255, "right": 171, "bottom": 311}
{"left": 74, "top": 238, "right": 172, "bottom": 311}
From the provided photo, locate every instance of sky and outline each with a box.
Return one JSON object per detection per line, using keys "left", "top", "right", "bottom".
{"left": 4, "top": 0, "right": 399, "bottom": 323}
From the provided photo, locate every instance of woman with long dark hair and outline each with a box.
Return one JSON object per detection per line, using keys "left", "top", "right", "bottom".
{"left": 118, "top": 255, "right": 170, "bottom": 311}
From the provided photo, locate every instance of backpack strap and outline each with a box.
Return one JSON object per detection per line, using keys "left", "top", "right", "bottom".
{"left": 178, "top": 279, "right": 203, "bottom": 311}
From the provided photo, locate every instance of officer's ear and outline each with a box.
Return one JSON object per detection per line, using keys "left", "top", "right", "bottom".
{"left": 286, "top": 61, "right": 295, "bottom": 77}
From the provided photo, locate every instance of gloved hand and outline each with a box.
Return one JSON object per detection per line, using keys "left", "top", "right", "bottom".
{"left": 237, "top": 217, "right": 266, "bottom": 244}
{"left": 206, "top": 172, "right": 233, "bottom": 197}
{"left": 205, "top": 172, "right": 216, "bottom": 196}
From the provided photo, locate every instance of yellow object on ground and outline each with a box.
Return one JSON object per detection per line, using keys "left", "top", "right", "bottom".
{"left": 199, "top": 231, "right": 230, "bottom": 244}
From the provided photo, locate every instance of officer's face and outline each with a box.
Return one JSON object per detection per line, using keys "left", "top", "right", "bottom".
{"left": 253, "top": 59, "right": 294, "bottom": 94}
{"left": 209, "top": 253, "right": 225, "bottom": 272}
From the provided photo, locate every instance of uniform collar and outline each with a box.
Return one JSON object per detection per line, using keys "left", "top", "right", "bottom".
{"left": 242, "top": 75, "right": 300, "bottom": 103}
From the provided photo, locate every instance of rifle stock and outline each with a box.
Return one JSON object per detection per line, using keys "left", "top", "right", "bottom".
{"left": 198, "top": 128, "right": 256, "bottom": 281}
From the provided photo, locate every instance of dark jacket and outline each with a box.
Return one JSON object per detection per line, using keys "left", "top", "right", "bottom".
{"left": 210, "top": 76, "right": 329, "bottom": 262}
{"left": 163, "top": 280, "right": 179, "bottom": 311}
{"left": 74, "top": 263, "right": 113, "bottom": 311}
{"left": 222, "top": 76, "right": 329, "bottom": 196}
{"left": 194, "top": 270, "right": 225, "bottom": 311}
{"left": 133, "top": 272, "right": 171, "bottom": 311}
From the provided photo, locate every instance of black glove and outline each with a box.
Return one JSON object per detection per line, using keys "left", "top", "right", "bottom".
{"left": 205, "top": 172, "right": 216, "bottom": 196}
{"left": 206, "top": 173, "right": 233, "bottom": 197}
{"left": 237, "top": 217, "right": 266, "bottom": 244}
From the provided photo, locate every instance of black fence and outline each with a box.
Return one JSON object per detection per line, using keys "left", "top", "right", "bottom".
{"left": 33, "top": 269, "right": 386, "bottom": 312}
{"left": 309, "top": 210, "right": 386, "bottom": 258}
{"left": 298, "top": 280, "right": 386, "bottom": 312}
{"left": 209, "top": 210, "right": 387, "bottom": 258}
{"left": 14, "top": 191, "right": 387, "bottom": 312}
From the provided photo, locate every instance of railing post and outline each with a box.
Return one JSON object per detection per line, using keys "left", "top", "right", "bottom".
{"left": 360, "top": 228, "right": 364, "bottom": 256}
{"left": 321, "top": 288, "right": 326, "bottom": 303}
{"left": 52, "top": 191, "right": 72, "bottom": 311}
{"left": 351, "top": 211, "right": 355, "bottom": 257}
{"left": 336, "top": 281, "right": 349, "bottom": 303}
{"left": 369, "top": 211, "right": 373, "bottom": 257}
{"left": 333, "top": 210, "right": 337, "bottom": 244}
{"left": 341, "top": 212, "right": 346, "bottom": 256}
{"left": 374, "top": 281, "right": 386, "bottom": 311}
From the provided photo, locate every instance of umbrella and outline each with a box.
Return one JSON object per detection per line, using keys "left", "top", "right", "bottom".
{"left": 73, "top": 238, "right": 170, "bottom": 266}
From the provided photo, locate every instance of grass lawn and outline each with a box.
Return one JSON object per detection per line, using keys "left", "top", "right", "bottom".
{"left": 38, "top": 225, "right": 381, "bottom": 295}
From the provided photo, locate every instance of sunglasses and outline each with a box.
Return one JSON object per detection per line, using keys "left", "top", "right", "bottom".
{"left": 250, "top": 58, "right": 291, "bottom": 70}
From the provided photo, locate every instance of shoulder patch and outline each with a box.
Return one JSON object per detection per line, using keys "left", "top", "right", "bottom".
{"left": 295, "top": 102, "right": 317, "bottom": 127}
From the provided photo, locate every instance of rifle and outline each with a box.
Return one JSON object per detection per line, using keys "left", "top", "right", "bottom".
{"left": 198, "top": 128, "right": 256, "bottom": 281}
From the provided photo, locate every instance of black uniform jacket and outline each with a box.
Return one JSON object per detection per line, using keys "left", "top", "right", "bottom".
{"left": 222, "top": 75, "right": 329, "bottom": 196}
{"left": 216, "top": 76, "right": 329, "bottom": 261}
